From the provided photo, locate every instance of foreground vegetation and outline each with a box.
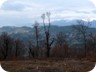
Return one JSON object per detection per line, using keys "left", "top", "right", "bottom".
{"left": 1, "top": 59, "right": 95, "bottom": 72}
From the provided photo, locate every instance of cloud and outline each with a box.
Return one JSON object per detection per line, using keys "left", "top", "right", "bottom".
{"left": 89, "top": 0, "right": 96, "bottom": 7}
{"left": 1, "top": 0, "right": 27, "bottom": 11}
{"left": 1, "top": 3, "right": 25, "bottom": 11}
{"left": 50, "top": 8, "right": 96, "bottom": 22}
{"left": 0, "top": 0, "right": 96, "bottom": 27}
{"left": 0, "top": 0, "right": 7, "bottom": 8}
{"left": 1, "top": 0, "right": 94, "bottom": 11}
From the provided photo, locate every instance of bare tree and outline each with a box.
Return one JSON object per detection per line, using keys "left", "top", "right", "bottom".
{"left": 33, "top": 21, "right": 39, "bottom": 57}
{"left": 0, "top": 32, "right": 14, "bottom": 59}
{"left": 41, "top": 12, "right": 54, "bottom": 57}
{"left": 14, "top": 39, "right": 24, "bottom": 58}
{"left": 28, "top": 40, "right": 35, "bottom": 58}
{"left": 87, "top": 33, "right": 96, "bottom": 57}
{"left": 73, "top": 20, "right": 91, "bottom": 57}
{"left": 51, "top": 32, "right": 69, "bottom": 58}
{"left": 55, "top": 32, "right": 67, "bottom": 46}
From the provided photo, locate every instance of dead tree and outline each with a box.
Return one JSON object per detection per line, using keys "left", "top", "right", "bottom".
{"left": 41, "top": 12, "right": 54, "bottom": 57}
{"left": 33, "top": 21, "right": 39, "bottom": 57}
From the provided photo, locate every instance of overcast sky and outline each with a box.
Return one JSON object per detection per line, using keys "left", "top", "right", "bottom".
{"left": 0, "top": 0, "right": 96, "bottom": 26}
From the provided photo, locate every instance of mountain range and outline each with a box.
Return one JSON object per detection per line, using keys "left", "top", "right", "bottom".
{"left": 0, "top": 20, "right": 96, "bottom": 42}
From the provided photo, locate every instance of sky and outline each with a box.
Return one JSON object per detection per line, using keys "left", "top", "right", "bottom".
{"left": 0, "top": 0, "right": 96, "bottom": 27}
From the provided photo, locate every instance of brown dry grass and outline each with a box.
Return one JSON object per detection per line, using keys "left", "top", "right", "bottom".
{"left": 1, "top": 59, "right": 95, "bottom": 72}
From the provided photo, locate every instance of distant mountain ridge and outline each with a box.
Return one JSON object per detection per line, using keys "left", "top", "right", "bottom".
{"left": 51, "top": 19, "right": 96, "bottom": 27}
{"left": 0, "top": 25, "right": 96, "bottom": 34}
{"left": 0, "top": 25, "right": 96, "bottom": 42}
{"left": 1, "top": 20, "right": 96, "bottom": 27}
